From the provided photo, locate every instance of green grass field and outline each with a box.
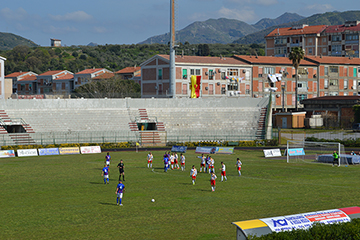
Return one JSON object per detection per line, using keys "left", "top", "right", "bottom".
{"left": 1, "top": 149, "right": 360, "bottom": 240}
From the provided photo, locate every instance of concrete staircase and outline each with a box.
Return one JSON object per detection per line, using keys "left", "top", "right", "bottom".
{"left": 256, "top": 107, "right": 267, "bottom": 139}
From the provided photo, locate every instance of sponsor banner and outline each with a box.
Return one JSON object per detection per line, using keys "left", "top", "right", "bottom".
{"left": 59, "top": 147, "right": 80, "bottom": 155}
{"left": 195, "top": 147, "right": 217, "bottom": 154}
{"left": 287, "top": 148, "right": 305, "bottom": 156}
{"left": 171, "top": 146, "right": 188, "bottom": 153}
{"left": 263, "top": 149, "right": 282, "bottom": 158}
{"left": 80, "top": 146, "right": 101, "bottom": 154}
{"left": 0, "top": 150, "right": 15, "bottom": 158}
{"left": 17, "top": 149, "right": 38, "bottom": 157}
{"left": 38, "top": 148, "right": 60, "bottom": 156}
{"left": 216, "top": 147, "right": 234, "bottom": 154}
{"left": 260, "top": 209, "right": 350, "bottom": 233}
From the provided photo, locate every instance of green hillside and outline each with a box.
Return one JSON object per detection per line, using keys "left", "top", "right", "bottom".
{"left": 0, "top": 32, "right": 38, "bottom": 50}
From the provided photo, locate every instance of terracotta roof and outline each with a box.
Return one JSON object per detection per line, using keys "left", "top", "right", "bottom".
{"left": 76, "top": 68, "right": 106, "bottom": 74}
{"left": 116, "top": 67, "right": 141, "bottom": 74}
{"left": 305, "top": 56, "right": 360, "bottom": 65}
{"left": 266, "top": 25, "right": 327, "bottom": 37}
{"left": 234, "top": 55, "right": 317, "bottom": 66}
{"left": 39, "top": 70, "right": 64, "bottom": 76}
{"left": 325, "top": 23, "right": 360, "bottom": 33}
{"left": 55, "top": 74, "right": 74, "bottom": 80}
{"left": 18, "top": 75, "right": 37, "bottom": 82}
{"left": 5, "top": 72, "right": 33, "bottom": 78}
{"left": 93, "top": 72, "right": 115, "bottom": 80}
{"left": 158, "top": 54, "right": 248, "bottom": 65}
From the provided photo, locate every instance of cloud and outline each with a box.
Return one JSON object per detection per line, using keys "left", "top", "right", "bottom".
{"left": 0, "top": 7, "right": 28, "bottom": 21}
{"left": 93, "top": 26, "right": 108, "bottom": 33}
{"left": 305, "top": 4, "right": 333, "bottom": 12}
{"left": 44, "top": 25, "right": 79, "bottom": 34}
{"left": 218, "top": 7, "right": 257, "bottom": 22}
{"left": 49, "top": 11, "right": 93, "bottom": 22}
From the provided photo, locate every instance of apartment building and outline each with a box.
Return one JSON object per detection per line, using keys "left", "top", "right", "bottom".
{"left": 265, "top": 21, "right": 360, "bottom": 58}
{"left": 140, "top": 54, "right": 252, "bottom": 98}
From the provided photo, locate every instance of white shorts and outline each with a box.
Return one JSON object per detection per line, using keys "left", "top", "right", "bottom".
{"left": 104, "top": 175, "right": 109, "bottom": 179}
{"left": 117, "top": 192, "right": 123, "bottom": 198}
{"left": 106, "top": 161, "right": 110, "bottom": 166}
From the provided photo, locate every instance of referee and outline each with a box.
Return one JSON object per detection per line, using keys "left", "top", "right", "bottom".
{"left": 117, "top": 160, "right": 125, "bottom": 181}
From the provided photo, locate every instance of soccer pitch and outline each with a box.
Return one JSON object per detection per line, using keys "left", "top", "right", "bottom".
{"left": 1, "top": 149, "right": 360, "bottom": 239}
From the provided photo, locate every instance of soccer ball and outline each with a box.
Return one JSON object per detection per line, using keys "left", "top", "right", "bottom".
{"left": 151, "top": 199, "right": 155, "bottom": 202}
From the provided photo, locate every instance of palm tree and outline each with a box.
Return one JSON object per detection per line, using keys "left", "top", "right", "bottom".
{"left": 288, "top": 47, "right": 305, "bottom": 111}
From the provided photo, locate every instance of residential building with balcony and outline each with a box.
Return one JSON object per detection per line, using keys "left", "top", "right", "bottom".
{"left": 265, "top": 21, "right": 360, "bottom": 58}
{"left": 73, "top": 68, "right": 112, "bottom": 89}
{"left": 5, "top": 71, "right": 38, "bottom": 93}
{"left": 36, "top": 70, "right": 74, "bottom": 94}
{"left": 140, "top": 54, "right": 252, "bottom": 98}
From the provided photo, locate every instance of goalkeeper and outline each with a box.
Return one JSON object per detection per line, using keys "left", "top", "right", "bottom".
{"left": 332, "top": 151, "right": 339, "bottom": 167}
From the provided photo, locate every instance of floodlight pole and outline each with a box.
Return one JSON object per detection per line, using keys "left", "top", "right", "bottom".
{"left": 169, "top": 0, "right": 176, "bottom": 98}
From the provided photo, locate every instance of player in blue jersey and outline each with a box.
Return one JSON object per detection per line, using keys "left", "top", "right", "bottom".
{"left": 115, "top": 180, "right": 125, "bottom": 206}
{"left": 105, "top": 152, "right": 111, "bottom": 166}
{"left": 164, "top": 155, "right": 169, "bottom": 172}
{"left": 102, "top": 164, "right": 109, "bottom": 184}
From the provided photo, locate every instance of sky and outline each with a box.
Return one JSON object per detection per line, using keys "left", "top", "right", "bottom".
{"left": 0, "top": 0, "right": 358, "bottom": 47}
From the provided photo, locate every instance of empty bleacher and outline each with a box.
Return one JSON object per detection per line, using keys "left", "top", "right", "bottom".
{"left": 0, "top": 97, "right": 270, "bottom": 146}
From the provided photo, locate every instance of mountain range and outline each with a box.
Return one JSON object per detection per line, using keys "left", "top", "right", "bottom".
{"left": 1, "top": 10, "right": 360, "bottom": 51}
{"left": 139, "top": 10, "right": 360, "bottom": 45}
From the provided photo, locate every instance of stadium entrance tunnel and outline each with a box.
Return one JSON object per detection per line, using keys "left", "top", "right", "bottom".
{"left": 5, "top": 125, "right": 26, "bottom": 133}
{"left": 137, "top": 122, "right": 157, "bottom": 131}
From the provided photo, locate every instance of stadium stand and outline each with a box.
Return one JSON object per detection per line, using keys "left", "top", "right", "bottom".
{"left": 0, "top": 97, "right": 270, "bottom": 146}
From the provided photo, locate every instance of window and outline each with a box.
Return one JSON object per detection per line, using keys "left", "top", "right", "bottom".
{"left": 158, "top": 69, "right": 162, "bottom": 80}
{"left": 263, "top": 67, "right": 275, "bottom": 74}
{"left": 344, "top": 80, "right": 348, "bottom": 89}
{"left": 195, "top": 69, "right": 201, "bottom": 75}
{"left": 297, "top": 82, "right": 307, "bottom": 89}
{"left": 308, "top": 48, "right": 313, "bottom": 54}
{"left": 322, "top": 47, "right": 327, "bottom": 53}
{"left": 330, "top": 79, "right": 338, "bottom": 86}
{"left": 182, "top": 69, "right": 187, "bottom": 79}
{"left": 274, "top": 38, "right": 286, "bottom": 44}
{"left": 330, "top": 66, "right": 338, "bottom": 73}
{"left": 209, "top": 70, "right": 214, "bottom": 80}
{"left": 298, "top": 68, "right": 308, "bottom": 75}
{"left": 221, "top": 87, "right": 226, "bottom": 94}
{"left": 346, "top": 35, "right": 359, "bottom": 41}
{"left": 324, "top": 79, "right": 329, "bottom": 89}
{"left": 324, "top": 67, "right": 329, "bottom": 76}
{"left": 21, "top": 84, "right": 25, "bottom": 91}
{"left": 221, "top": 71, "right": 226, "bottom": 80}
{"left": 227, "top": 69, "right": 238, "bottom": 76}
{"left": 331, "top": 45, "right": 341, "bottom": 54}
{"left": 308, "top": 38, "right": 313, "bottom": 43}
{"left": 298, "top": 94, "right": 307, "bottom": 101}
{"left": 228, "top": 81, "right": 238, "bottom": 91}
{"left": 332, "top": 35, "right": 341, "bottom": 41}
{"left": 322, "top": 37, "right": 326, "bottom": 43}
{"left": 190, "top": 69, "right": 195, "bottom": 75}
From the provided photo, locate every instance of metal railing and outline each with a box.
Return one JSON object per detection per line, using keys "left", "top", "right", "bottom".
{"left": 0, "top": 127, "right": 268, "bottom": 146}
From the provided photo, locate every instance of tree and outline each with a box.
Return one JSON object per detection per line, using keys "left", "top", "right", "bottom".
{"left": 288, "top": 47, "right": 305, "bottom": 111}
